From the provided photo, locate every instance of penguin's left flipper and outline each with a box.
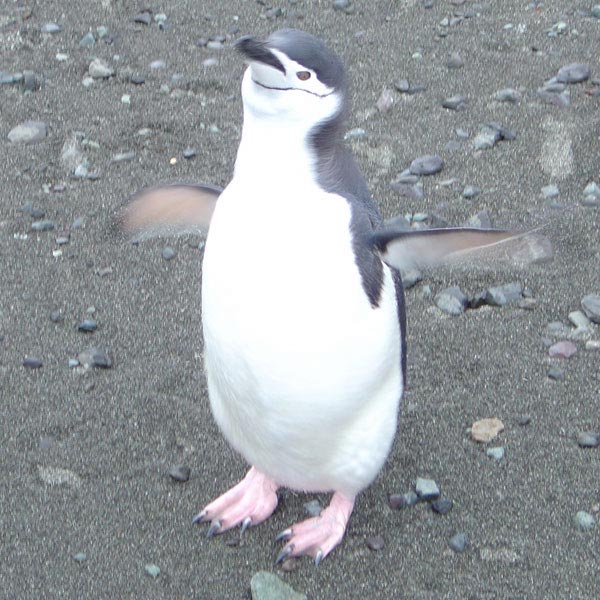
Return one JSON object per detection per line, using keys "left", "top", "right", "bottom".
{"left": 119, "top": 182, "right": 222, "bottom": 241}
{"left": 370, "top": 226, "right": 553, "bottom": 271}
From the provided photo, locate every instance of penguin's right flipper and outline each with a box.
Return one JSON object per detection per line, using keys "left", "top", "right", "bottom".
{"left": 119, "top": 182, "right": 222, "bottom": 241}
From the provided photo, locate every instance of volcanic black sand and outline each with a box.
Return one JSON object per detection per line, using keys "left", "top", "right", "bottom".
{"left": 2, "top": 1, "right": 599, "bottom": 598}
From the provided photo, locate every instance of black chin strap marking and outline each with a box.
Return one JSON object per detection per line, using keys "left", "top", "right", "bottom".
{"left": 252, "top": 79, "right": 335, "bottom": 99}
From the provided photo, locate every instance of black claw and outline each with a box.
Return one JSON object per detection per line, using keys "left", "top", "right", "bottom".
{"left": 275, "top": 544, "right": 294, "bottom": 566}
{"left": 206, "top": 520, "right": 221, "bottom": 538}
{"left": 315, "top": 550, "right": 323, "bottom": 567}
{"left": 275, "top": 528, "right": 292, "bottom": 543}
{"left": 240, "top": 516, "right": 252, "bottom": 536}
{"left": 192, "top": 510, "right": 207, "bottom": 524}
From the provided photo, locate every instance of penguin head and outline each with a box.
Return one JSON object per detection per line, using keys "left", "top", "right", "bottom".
{"left": 235, "top": 29, "right": 347, "bottom": 127}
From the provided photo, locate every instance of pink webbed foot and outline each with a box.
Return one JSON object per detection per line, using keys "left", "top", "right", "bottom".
{"left": 275, "top": 492, "right": 355, "bottom": 565}
{"left": 193, "top": 467, "right": 279, "bottom": 536}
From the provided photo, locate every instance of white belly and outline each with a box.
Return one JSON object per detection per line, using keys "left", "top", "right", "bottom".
{"left": 201, "top": 178, "right": 403, "bottom": 496}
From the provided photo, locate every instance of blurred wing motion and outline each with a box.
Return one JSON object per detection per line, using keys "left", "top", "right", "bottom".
{"left": 119, "top": 182, "right": 223, "bottom": 240}
{"left": 370, "top": 227, "right": 553, "bottom": 271}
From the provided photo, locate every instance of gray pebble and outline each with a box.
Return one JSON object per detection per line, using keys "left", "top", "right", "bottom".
{"left": 462, "top": 185, "right": 481, "bottom": 199}
{"left": 112, "top": 151, "right": 135, "bottom": 163}
{"left": 144, "top": 564, "right": 160, "bottom": 578}
{"left": 486, "top": 446, "right": 505, "bottom": 460}
{"left": 431, "top": 499, "right": 453, "bottom": 514}
{"left": 448, "top": 533, "right": 468, "bottom": 553}
{"left": 79, "top": 32, "right": 95, "bottom": 48}
{"left": 19, "top": 203, "right": 45, "bottom": 219}
{"left": 72, "top": 552, "right": 87, "bottom": 562}
{"left": 446, "top": 52, "right": 464, "bottom": 69}
{"left": 88, "top": 59, "right": 114, "bottom": 79}
{"left": 134, "top": 12, "right": 152, "bottom": 25}
{"left": 389, "top": 491, "right": 418, "bottom": 509}
{"left": 68, "top": 359, "right": 79, "bottom": 368}
{"left": 183, "top": 147, "right": 197, "bottom": 159}
{"left": 23, "top": 70, "right": 40, "bottom": 92}
{"left": 130, "top": 75, "right": 145, "bottom": 85}
{"left": 472, "top": 126, "right": 500, "bottom": 150}
{"left": 251, "top": 571, "right": 307, "bottom": 600}
{"left": 541, "top": 184, "right": 559, "bottom": 199}
{"left": 576, "top": 431, "right": 600, "bottom": 448}
{"left": 415, "top": 477, "right": 440, "bottom": 500}
{"left": 574, "top": 511, "right": 596, "bottom": 531}
{"left": 78, "top": 319, "right": 97, "bottom": 333}
{"left": 517, "top": 415, "right": 531, "bottom": 426}
{"left": 442, "top": 95, "right": 467, "bottom": 110}
{"left": 581, "top": 294, "right": 600, "bottom": 323}
{"left": 435, "top": 286, "right": 468, "bottom": 316}
{"left": 168, "top": 464, "right": 191, "bottom": 482}
{"left": 394, "top": 80, "right": 426, "bottom": 94}
{"left": 42, "top": 23, "right": 61, "bottom": 34}
{"left": 494, "top": 88, "right": 520, "bottom": 103}
{"left": 31, "top": 220, "right": 55, "bottom": 232}
{"left": 592, "top": 5, "right": 600, "bottom": 19}
{"left": 556, "top": 63, "right": 591, "bottom": 84}
{"left": 8, "top": 121, "right": 47, "bottom": 144}
{"left": 303, "top": 500, "right": 322, "bottom": 517}
{"left": 150, "top": 60, "right": 166, "bottom": 70}
{"left": 547, "top": 367, "right": 565, "bottom": 381}
{"left": 484, "top": 282, "right": 523, "bottom": 307}
{"left": 376, "top": 88, "right": 395, "bottom": 113}
{"left": 366, "top": 535, "right": 385, "bottom": 551}
{"left": 23, "top": 357, "right": 43, "bottom": 369}
{"left": 162, "top": 247, "right": 177, "bottom": 260}
{"left": 50, "top": 311, "right": 63, "bottom": 323}
{"left": 77, "top": 347, "right": 112, "bottom": 369}
{"left": 409, "top": 155, "right": 443, "bottom": 176}
{"left": 583, "top": 182, "right": 600, "bottom": 197}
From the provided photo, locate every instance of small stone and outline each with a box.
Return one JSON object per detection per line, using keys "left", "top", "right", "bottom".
{"left": 333, "top": 0, "right": 351, "bottom": 11}
{"left": 541, "top": 184, "right": 559, "bottom": 199}
{"left": 74, "top": 164, "right": 88, "bottom": 178}
{"left": 23, "top": 357, "right": 43, "bottom": 369}
{"left": 23, "top": 71, "right": 40, "bottom": 92}
{"left": 574, "top": 511, "right": 596, "bottom": 531}
{"left": 576, "top": 431, "right": 600, "bottom": 448}
{"left": 134, "top": 12, "right": 152, "bottom": 25}
{"left": 448, "top": 533, "right": 468, "bottom": 553}
{"left": 517, "top": 415, "right": 531, "bottom": 426}
{"left": 585, "top": 340, "right": 600, "bottom": 351}
{"left": 471, "top": 418, "right": 504, "bottom": 443}
{"left": 183, "top": 147, "right": 197, "bottom": 159}
{"left": 472, "top": 126, "right": 500, "bottom": 150}
{"left": 56, "top": 52, "right": 69, "bottom": 61}
{"left": 486, "top": 446, "right": 505, "bottom": 460}
{"left": 376, "top": 88, "right": 395, "bottom": 113}
{"left": 79, "top": 32, "right": 95, "bottom": 47}
{"left": 112, "top": 151, "right": 135, "bottom": 163}
{"left": 592, "top": 5, "right": 600, "bottom": 19}
{"left": 68, "top": 359, "right": 79, "bottom": 368}
{"left": 366, "top": 535, "right": 385, "bottom": 551}
{"left": 162, "top": 247, "right": 177, "bottom": 260}
{"left": 463, "top": 185, "right": 481, "bottom": 199}
{"left": 556, "top": 63, "right": 590, "bottom": 84}
{"left": 88, "top": 58, "right": 114, "bottom": 79}
{"left": 299, "top": 499, "right": 321, "bottom": 517}
{"left": 548, "top": 341, "right": 577, "bottom": 358}
{"left": 547, "top": 366, "right": 565, "bottom": 381}
{"left": 50, "top": 311, "right": 63, "bottom": 323}
{"left": 389, "top": 491, "right": 418, "bottom": 509}
{"left": 431, "top": 499, "right": 453, "bottom": 514}
{"left": 581, "top": 294, "right": 600, "bottom": 323}
{"left": 250, "top": 571, "right": 307, "bottom": 600}
{"left": 8, "top": 121, "right": 47, "bottom": 144}
{"left": 168, "top": 464, "right": 191, "bottom": 482}
{"left": 78, "top": 319, "right": 97, "bottom": 333}
{"left": 409, "top": 155, "right": 444, "bottom": 175}
{"left": 96, "top": 25, "right": 109, "bottom": 39}
{"left": 77, "top": 347, "right": 112, "bottom": 369}
{"left": 435, "top": 286, "right": 468, "bottom": 316}
{"left": 144, "top": 564, "right": 160, "bottom": 578}
{"left": 31, "top": 220, "right": 55, "bottom": 232}
{"left": 121, "top": 94, "right": 131, "bottom": 105}
{"left": 484, "top": 282, "right": 523, "bottom": 307}
{"left": 42, "top": 23, "right": 61, "bottom": 34}
{"left": 415, "top": 477, "right": 440, "bottom": 501}
{"left": 72, "top": 552, "right": 87, "bottom": 562}
{"left": 446, "top": 52, "right": 464, "bottom": 69}
{"left": 442, "top": 95, "right": 467, "bottom": 110}
{"left": 494, "top": 88, "right": 520, "bottom": 103}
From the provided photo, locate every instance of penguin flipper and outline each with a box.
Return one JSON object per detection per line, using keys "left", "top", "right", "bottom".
{"left": 119, "top": 182, "right": 222, "bottom": 240}
{"left": 370, "top": 226, "right": 553, "bottom": 271}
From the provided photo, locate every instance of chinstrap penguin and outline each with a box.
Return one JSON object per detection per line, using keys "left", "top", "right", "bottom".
{"left": 121, "top": 29, "right": 551, "bottom": 564}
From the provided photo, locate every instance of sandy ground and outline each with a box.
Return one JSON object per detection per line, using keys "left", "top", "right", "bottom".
{"left": 1, "top": 1, "right": 599, "bottom": 598}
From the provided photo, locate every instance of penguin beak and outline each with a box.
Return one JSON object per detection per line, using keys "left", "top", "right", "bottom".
{"left": 235, "top": 35, "right": 286, "bottom": 75}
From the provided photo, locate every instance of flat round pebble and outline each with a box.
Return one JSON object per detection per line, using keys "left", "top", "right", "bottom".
{"left": 431, "top": 499, "right": 453, "bottom": 514}
{"left": 556, "top": 63, "right": 590, "bottom": 84}
{"left": 78, "top": 319, "right": 97, "bottom": 333}
{"left": 471, "top": 418, "right": 504, "bottom": 443}
{"left": 548, "top": 341, "right": 577, "bottom": 358}
{"left": 23, "top": 357, "right": 43, "bottom": 369}
{"left": 366, "top": 535, "right": 385, "bottom": 551}
{"left": 168, "top": 464, "right": 191, "bottom": 482}
{"left": 448, "top": 533, "right": 468, "bottom": 553}
{"left": 8, "top": 121, "right": 48, "bottom": 144}
{"left": 442, "top": 95, "right": 467, "bottom": 110}
{"left": 162, "top": 247, "right": 177, "bottom": 260}
{"left": 574, "top": 511, "right": 596, "bottom": 531}
{"left": 409, "top": 155, "right": 443, "bottom": 176}
{"left": 576, "top": 431, "right": 600, "bottom": 448}
{"left": 144, "top": 564, "right": 160, "bottom": 578}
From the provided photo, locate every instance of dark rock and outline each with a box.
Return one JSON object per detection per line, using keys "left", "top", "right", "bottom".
{"left": 23, "top": 357, "right": 43, "bottom": 369}
{"left": 409, "top": 155, "right": 444, "bottom": 176}
{"left": 78, "top": 319, "right": 97, "bottom": 333}
{"left": 484, "top": 282, "right": 523, "bottom": 306}
{"left": 168, "top": 464, "right": 191, "bottom": 482}
{"left": 366, "top": 535, "right": 385, "bottom": 551}
{"left": 577, "top": 431, "right": 600, "bottom": 448}
{"left": 449, "top": 533, "right": 468, "bottom": 553}
{"left": 431, "top": 499, "right": 453, "bottom": 514}
{"left": 442, "top": 95, "right": 467, "bottom": 110}
{"left": 134, "top": 11, "right": 152, "bottom": 25}
{"left": 556, "top": 63, "right": 591, "bottom": 84}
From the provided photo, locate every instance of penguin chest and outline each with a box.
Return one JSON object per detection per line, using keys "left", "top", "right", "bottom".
{"left": 200, "top": 180, "right": 401, "bottom": 490}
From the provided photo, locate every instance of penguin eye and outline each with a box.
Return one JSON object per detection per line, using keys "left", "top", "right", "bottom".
{"left": 296, "top": 71, "right": 311, "bottom": 81}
